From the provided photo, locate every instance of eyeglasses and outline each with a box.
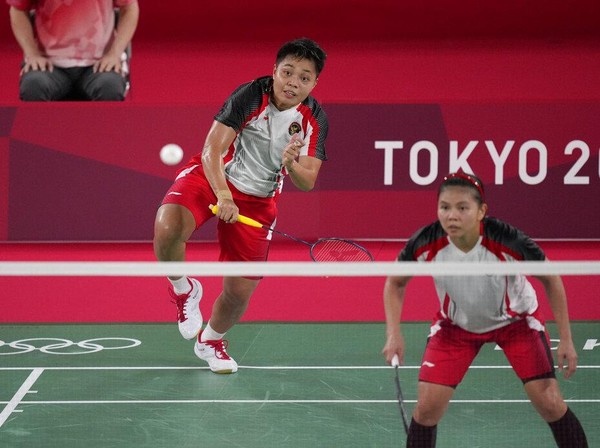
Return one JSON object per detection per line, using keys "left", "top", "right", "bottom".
{"left": 443, "top": 172, "right": 485, "bottom": 202}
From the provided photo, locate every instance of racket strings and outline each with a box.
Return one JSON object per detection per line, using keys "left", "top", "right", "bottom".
{"left": 310, "top": 238, "right": 373, "bottom": 262}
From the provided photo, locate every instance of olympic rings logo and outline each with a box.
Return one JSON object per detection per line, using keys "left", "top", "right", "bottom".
{"left": 0, "top": 338, "right": 141, "bottom": 355}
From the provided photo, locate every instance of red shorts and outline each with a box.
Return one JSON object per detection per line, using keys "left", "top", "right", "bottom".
{"left": 160, "top": 164, "right": 277, "bottom": 267}
{"left": 419, "top": 317, "right": 555, "bottom": 387}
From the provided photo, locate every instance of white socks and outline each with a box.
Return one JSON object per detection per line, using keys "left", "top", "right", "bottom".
{"left": 169, "top": 276, "right": 191, "bottom": 295}
{"left": 201, "top": 323, "right": 225, "bottom": 342}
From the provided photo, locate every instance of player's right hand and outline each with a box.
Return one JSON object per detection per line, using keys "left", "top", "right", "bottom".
{"left": 382, "top": 333, "right": 405, "bottom": 366}
{"left": 22, "top": 55, "right": 53, "bottom": 74}
{"left": 214, "top": 199, "right": 238, "bottom": 224}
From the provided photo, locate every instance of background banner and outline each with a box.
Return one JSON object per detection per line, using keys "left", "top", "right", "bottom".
{"left": 2, "top": 102, "right": 599, "bottom": 241}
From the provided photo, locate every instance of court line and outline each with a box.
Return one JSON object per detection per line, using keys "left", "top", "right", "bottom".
{"left": 0, "top": 367, "right": 596, "bottom": 409}
{"left": 1, "top": 399, "right": 599, "bottom": 405}
{"left": 0, "top": 368, "right": 43, "bottom": 428}
{"left": 0, "top": 365, "right": 599, "bottom": 371}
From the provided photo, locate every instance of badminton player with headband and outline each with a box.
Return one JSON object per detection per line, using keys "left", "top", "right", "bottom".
{"left": 153, "top": 38, "right": 328, "bottom": 374}
{"left": 382, "top": 172, "right": 588, "bottom": 447}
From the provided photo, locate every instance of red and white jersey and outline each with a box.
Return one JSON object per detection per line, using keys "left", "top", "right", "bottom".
{"left": 8, "top": 0, "right": 136, "bottom": 67}
{"left": 184, "top": 76, "right": 328, "bottom": 198}
{"left": 399, "top": 217, "right": 546, "bottom": 334}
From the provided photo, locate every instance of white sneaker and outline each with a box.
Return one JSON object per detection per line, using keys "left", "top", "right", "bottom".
{"left": 169, "top": 278, "right": 203, "bottom": 340}
{"left": 194, "top": 332, "right": 238, "bottom": 374}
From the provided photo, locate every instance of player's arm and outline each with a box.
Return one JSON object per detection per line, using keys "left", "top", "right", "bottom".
{"left": 95, "top": 2, "right": 139, "bottom": 73}
{"left": 288, "top": 155, "right": 322, "bottom": 191}
{"left": 382, "top": 275, "right": 412, "bottom": 365}
{"left": 535, "top": 273, "right": 578, "bottom": 378}
{"left": 201, "top": 120, "right": 238, "bottom": 222}
{"left": 282, "top": 134, "right": 322, "bottom": 191}
{"left": 9, "top": 6, "right": 51, "bottom": 73}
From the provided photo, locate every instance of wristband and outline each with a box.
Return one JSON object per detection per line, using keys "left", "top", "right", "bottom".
{"left": 216, "top": 190, "right": 233, "bottom": 202}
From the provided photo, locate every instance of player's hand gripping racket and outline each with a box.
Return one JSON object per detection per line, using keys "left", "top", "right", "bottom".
{"left": 209, "top": 205, "right": 373, "bottom": 262}
{"left": 392, "top": 354, "right": 410, "bottom": 435}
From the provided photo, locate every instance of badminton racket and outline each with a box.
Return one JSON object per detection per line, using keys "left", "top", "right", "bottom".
{"left": 209, "top": 205, "right": 373, "bottom": 262}
{"left": 392, "top": 354, "right": 410, "bottom": 435}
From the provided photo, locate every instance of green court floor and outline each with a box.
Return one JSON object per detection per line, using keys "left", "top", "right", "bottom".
{"left": 1, "top": 322, "right": 598, "bottom": 447}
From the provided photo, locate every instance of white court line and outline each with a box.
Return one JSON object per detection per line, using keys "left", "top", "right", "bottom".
{"left": 0, "top": 368, "right": 43, "bottom": 428}
{"left": 0, "top": 365, "right": 599, "bottom": 371}
{"left": 0, "top": 365, "right": 410, "bottom": 371}
{"left": 0, "top": 399, "right": 598, "bottom": 405}
{"left": 0, "top": 367, "right": 597, "bottom": 409}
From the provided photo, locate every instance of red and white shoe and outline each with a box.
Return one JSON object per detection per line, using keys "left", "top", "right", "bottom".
{"left": 169, "top": 278, "right": 203, "bottom": 340}
{"left": 194, "top": 331, "right": 238, "bottom": 374}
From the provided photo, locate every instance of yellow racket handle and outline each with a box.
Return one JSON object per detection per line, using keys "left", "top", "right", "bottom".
{"left": 209, "top": 204, "right": 265, "bottom": 229}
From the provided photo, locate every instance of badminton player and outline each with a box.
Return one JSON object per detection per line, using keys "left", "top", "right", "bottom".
{"left": 154, "top": 38, "right": 328, "bottom": 374}
{"left": 382, "top": 172, "right": 588, "bottom": 447}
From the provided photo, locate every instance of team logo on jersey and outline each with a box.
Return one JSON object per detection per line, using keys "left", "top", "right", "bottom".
{"left": 288, "top": 122, "right": 302, "bottom": 136}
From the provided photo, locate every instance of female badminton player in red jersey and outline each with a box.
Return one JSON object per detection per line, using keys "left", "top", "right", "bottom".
{"left": 382, "top": 172, "right": 588, "bottom": 447}
{"left": 154, "top": 38, "right": 327, "bottom": 374}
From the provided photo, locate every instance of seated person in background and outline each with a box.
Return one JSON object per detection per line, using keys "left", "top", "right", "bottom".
{"left": 7, "top": 0, "right": 139, "bottom": 101}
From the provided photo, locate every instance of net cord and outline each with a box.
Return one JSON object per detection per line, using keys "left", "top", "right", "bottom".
{"left": 0, "top": 261, "right": 599, "bottom": 277}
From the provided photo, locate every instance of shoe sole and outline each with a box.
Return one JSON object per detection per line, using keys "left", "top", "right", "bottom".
{"left": 181, "top": 329, "right": 201, "bottom": 340}
{"left": 194, "top": 344, "right": 238, "bottom": 374}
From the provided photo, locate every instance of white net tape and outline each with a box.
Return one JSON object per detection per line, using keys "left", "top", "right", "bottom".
{"left": 0, "top": 261, "right": 599, "bottom": 277}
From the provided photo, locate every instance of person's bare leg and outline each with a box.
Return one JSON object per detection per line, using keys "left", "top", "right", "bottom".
{"left": 194, "top": 277, "right": 257, "bottom": 373}
{"left": 208, "top": 276, "right": 260, "bottom": 334}
{"left": 154, "top": 203, "right": 203, "bottom": 340}
{"left": 406, "top": 381, "right": 454, "bottom": 447}
{"left": 413, "top": 381, "right": 453, "bottom": 426}
{"left": 525, "top": 378, "right": 588, "bottom": 447}
{"left": 154, "top": 204, "right": 196, "bottom": 280}
{"left": 524, "top": 378, "right": 567, "bottom": 422}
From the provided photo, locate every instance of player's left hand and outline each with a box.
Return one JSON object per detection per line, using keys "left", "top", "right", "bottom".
{"left": 282, "top": 133, "right": 304, "bottom": 172}
{"left": 556, "top": 339, "right": 578, "bottom": 379}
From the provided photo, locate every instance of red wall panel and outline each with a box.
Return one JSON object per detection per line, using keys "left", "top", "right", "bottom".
{"left": 3, "top": 102, "right": 599, "bottom": 241}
